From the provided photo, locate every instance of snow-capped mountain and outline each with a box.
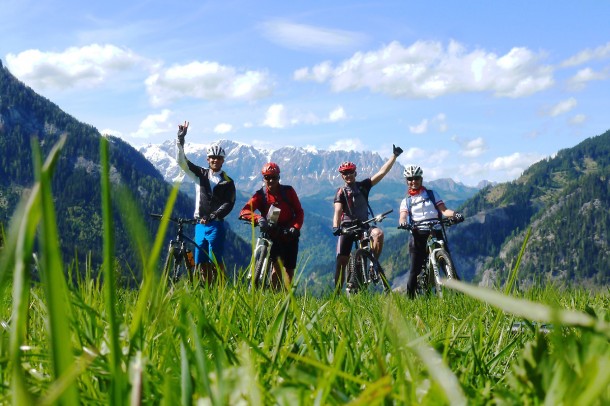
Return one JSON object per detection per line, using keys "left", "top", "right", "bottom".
{"left": 139, "top": 139, "right": 408, "bottom": 196}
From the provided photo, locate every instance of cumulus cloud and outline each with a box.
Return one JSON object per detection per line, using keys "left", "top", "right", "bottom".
{"left": 328, "top": 138, "right": 365, "bottom": 152}
{"left": 561, "top": 42, "right": 610, "bottom": 67}
{"left": 409, "top": 113, "right": 447, "bottom": 134}
{"left": 487, "top": 152, "right": 545, "bottom": 176}
{"left": 569, "top": 114, "right": 586, "bottom": 125}
{"left": 263, "top": 104, "right": 289, "bottom": 129}
{"left": 294, "top": 40, "right": 554, "bottom": 98}
{"left": 260, "top": 20, "right": 367, "bottom": 52}
{"left": 130, "top": 109, "right": 173, "bottom": 139}
{"left": 402, "top": 147, "right": 426, "bottom": 160}
{"left": 262, "top": 104, "right": 348, "bottom": 128}
{"left": 328, "top": 106, "right": 347, "bottom": 122}
{"left": 409, "top": 119, "right": 428, "bottom": 134}
{"left": 549, "top": 97, "right": 577, "bottom": 117}
{"left": 566, "top": 67, "right": 608, "bottom": 91}
{"left": 214, "top": 123, "right": 233, "bottom": 134}
{"left": 145, "top": 61, "right": 274, "bottom": 106}
{"left": 5, "top": 44, "right": 143, "bottom": 90}
{"left": 452, "top": 136, "right": 487, "bottom": 158}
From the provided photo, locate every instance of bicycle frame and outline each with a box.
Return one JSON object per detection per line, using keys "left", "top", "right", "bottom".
{"left": 400, "top": 217, "right": 459, "bottom": 297}
{"left": 343, "top": 209, "right": 393, "bottom": 294}
{"left": 151, "top": 214, "right": 202, "bottom": 283}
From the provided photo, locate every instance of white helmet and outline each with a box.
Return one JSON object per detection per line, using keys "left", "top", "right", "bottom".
{"left": 403, "top": 165, "right": 423, "bottom": 178}
{"left": 207, "top": 144, "right": 226, "bottom": 158}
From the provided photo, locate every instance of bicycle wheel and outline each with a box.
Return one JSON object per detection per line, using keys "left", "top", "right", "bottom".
{"left": 433, "top": 248, "right": 458, "bottom": 297}
{"left": 164, "top": 251, "right": 181, "bottom": 283}
{"left": 367, "top": 259, "right": 392, "bottom": 294}
{"left": 346, "top": 249, "right": 369, "bottom": 294}
{"left": 252, "top": 244, "right": 270, "bottom": 289}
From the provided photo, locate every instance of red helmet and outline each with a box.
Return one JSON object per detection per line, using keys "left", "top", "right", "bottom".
{"left": 261, "top": 162, "right": 280, "bottom": 176}
{"left": 338, "top": 161, "right": 357, "bottom": 173}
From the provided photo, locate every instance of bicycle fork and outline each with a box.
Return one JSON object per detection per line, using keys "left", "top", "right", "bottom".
{"left": 428, "top": 239, "right": 445, "bottom": 287}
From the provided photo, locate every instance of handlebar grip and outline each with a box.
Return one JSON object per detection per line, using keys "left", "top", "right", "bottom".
{"left": 380, "top": 209, "right": 393, "bottom": 217}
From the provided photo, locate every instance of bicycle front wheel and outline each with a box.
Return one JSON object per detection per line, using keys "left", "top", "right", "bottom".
{"left": 347, "top": 249, "right": 371, "bottom": 294}
{"left": 252, "top": 244, "right": 270, "bottom": 289}
{"left": 433, "top": 248, "right": 459, "bottom": 297}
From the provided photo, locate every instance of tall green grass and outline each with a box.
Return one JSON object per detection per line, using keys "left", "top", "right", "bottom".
{"left": 0, "top": 137, "right": 609, "bottom": 405}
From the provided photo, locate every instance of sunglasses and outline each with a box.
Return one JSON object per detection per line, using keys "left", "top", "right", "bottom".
{"left": 406, "top": 177, "right": 422, "bottom": 181}
{"left": 264, "top": 175, "right": 279, "bottom": 181}
{"left": 341, "top": 170, "right": 355, "bottom": 175}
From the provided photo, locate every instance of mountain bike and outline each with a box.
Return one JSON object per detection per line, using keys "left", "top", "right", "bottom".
{"left": 150, "top": 213, "right": 200, "bottom": 283}
{"left": 342, "top": 209, "right": 393, "bottom": 295}
{"left": 239, "top": 207, "right": 283, "bottom": 290}
{"left": 398, "top": 217, "right": 461, "bottom": 297}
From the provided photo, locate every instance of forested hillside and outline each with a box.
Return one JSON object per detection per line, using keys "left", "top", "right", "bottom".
{"left": 0, "top": 60, "right": 249, "bottom": 281}
{"left": 385, "top": 129, "right": 610, "bottom": 288}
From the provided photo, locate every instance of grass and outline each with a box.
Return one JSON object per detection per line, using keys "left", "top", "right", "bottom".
{"left": 1, "top": 137, "right": 609, "bottom": 405}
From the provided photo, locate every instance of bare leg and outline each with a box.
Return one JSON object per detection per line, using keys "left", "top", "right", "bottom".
{"left": 334, "top": 255, "right": 349, "bottom": 293}
{"left": 370, "top": 228, "right": 385, "bottom": 259}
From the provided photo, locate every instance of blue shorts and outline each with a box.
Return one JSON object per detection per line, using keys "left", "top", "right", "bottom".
{"left": 194, "top": 221, "right": 226, "bottom": 265}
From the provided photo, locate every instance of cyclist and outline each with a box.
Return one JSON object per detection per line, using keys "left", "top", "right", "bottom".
{"left": 332, "top": 144, "right": 403, "bottom": 292}
{"left": 176, "top": 121, "right": 236, "bottom": 285}
{"left": 398, "top": 165, "right": 464, "bottom": 298}
{"left": 239, "top": 162, "right": 304, "bottom": 290}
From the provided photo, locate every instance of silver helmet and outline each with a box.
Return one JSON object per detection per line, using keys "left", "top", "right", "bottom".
{"left": 207, "top": 144, "right": 226, "bottom": 158}
{"left": 403, "top": 165, "right": 423, "bottom": 178}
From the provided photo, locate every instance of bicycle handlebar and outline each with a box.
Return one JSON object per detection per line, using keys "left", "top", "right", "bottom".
{"left": 398, "top": 217, "right": 457, "bottom": 232}
{"left": 342, "top": 209, "right": 393, "bottom": 234}
{"left": 150, "top": 213, "right": 198, "bottom": 225}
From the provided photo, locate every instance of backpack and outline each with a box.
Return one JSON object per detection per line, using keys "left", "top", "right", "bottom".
{"left": 341, "top": 183, "right": 375, "bottom": 219}
{"left": 256, "top": 185, "right": 296, "bottom": 219}
{"left": 406, "top": 188, "right": 443, "bottom": 225}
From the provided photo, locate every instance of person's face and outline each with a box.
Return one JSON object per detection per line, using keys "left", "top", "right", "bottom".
{"left": 341, "top": 170, "right": 356, "bottom": 185}
{"left": 263, "top": 174, "right": 280, "bottom": 190}
{"left": 406, "top": 176, "right": 422, "bottom": 190}
{"left": 207, "top": 156, "right": 224, "bottom": 172}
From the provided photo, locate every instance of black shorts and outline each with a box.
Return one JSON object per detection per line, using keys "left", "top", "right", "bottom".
{"left": 270, "top": 237, "right": 299, "bottom": 269}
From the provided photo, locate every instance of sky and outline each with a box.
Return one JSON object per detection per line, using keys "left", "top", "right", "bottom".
{"left": 1, "top": 0, "right": 609, "bottom": 186}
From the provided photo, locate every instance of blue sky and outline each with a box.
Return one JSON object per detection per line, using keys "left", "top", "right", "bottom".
{"left": 1, "top": 0, "right": 609, "bottom": 186}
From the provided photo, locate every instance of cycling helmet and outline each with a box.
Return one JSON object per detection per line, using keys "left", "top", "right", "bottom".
{"left": 261, "top": 162, "right": 280, "bottom": 176}
{"left": 338, "top": 161, "right": 357, "bottom": 173}
{"left": 207, "top": 144, "right": 226, "bottom": 158}
{"left": 403, "top": 165, "right": 423, "bottom": 178}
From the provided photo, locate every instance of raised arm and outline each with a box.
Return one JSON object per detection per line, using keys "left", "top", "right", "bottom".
{"left": 370, "top": 144, "right": 403, "bottom": 186}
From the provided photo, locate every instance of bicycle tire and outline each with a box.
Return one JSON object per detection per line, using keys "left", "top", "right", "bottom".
{"left": 346, "top": 248, "right": 370, "bottom": 294}
{"left": 164, "top": 252, "right": 181, "bottom": 283}
{"left": 252, "top": 244, "right": 270, "bottom": 289}
{"left": 433, "top": 248, "right": 459, "bottom": 297}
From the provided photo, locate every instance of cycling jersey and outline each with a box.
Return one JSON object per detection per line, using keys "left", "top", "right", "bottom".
{"left": 399, "top": 188, "right": 444, "bottom": 223}
{"left": 177, "top": 142, "right": 236, "bottom": 219}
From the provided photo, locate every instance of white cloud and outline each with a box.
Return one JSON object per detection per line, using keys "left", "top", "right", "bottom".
{"left": 549, "top": 97, "right": 577, "bottom": 117}
{"left": 561, "top": 42, "right": 610, "bottom": 67}
{"left": 569, "top": 114, "right": 586, "bottom": 125}
{"left": 5, "top": 44, "right": 143, "bottom": 90}
{"left": 409, "top": 119, "right": 428, "bottom": 134}
{"left": 263, "top": 104, "right": 288, "bottom": 129}
{"left": 145, "top": 61, "right": 274, "bottom": 106}
{"left": 214, "top": 123, "right": 233, "bottom": 134}
{"left": 487, "top": 152, "right": 544, "bottom": 172}
{"left": 402, "top": 147, "right": 426, "bottom": 160}
{"left": 328, "top": 106, "right": 347, "bottom": 122}
{"left": 328, "top": 138, "right": 365, "bottom": 152}
{"left": 566, "top": 67, "right": 608, "bottom": 91}
{"left": 260, "top": 20, "right": 367, "bottom": 52}
{"left": 409, "top": 113, "right": 447, "bottom": 134}
{"left": 130, "top": 109, "right": 173, "bottom": 139}
{"left": 452, "top": 136, "right": 487, "bottom": 158}
{"left": 295, "top": 40, "right": 554, "bottom": 98}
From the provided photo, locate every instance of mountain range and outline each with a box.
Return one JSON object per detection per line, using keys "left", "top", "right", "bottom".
{"left": 2, "top": 57, "right": 608, "bottom": 291}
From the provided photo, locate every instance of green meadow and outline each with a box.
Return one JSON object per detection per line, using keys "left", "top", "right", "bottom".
{"left": 1, "top": 137, "right": 609, "bottom": 405}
